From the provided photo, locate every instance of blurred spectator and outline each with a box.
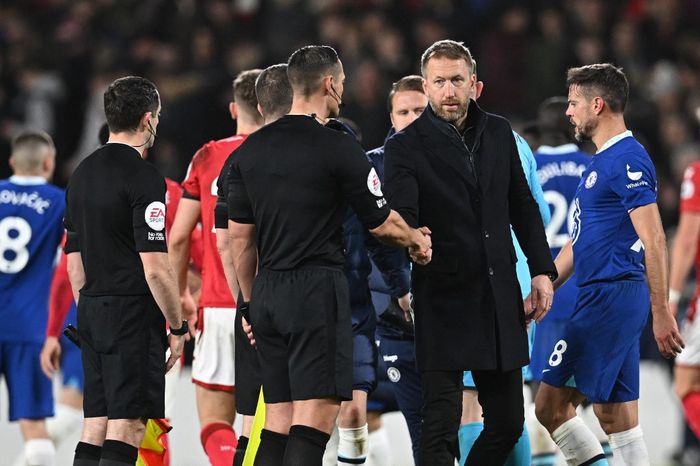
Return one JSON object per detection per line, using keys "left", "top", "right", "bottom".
{"left": 0, "top": 0, "right": 699, "bottom": 228}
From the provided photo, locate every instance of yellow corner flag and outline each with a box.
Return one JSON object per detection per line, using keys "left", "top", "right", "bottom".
{"left": 137, "top": 418, "right": 171, "bottom": 466}
{"left": 242, "top": 388, "right": 266, "bottom": 465}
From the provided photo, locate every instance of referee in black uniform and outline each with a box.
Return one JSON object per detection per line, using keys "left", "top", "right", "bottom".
{"left": 64, "top": 76, "right": 187, "bottom": 466}
{"left": 226, "top": 45, "right": 432, "bottom": 466}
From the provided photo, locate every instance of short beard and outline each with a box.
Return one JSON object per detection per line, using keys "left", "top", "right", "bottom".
{"left": 574, "top": 120, "right": 595, "bottom": 142}
{"left": 430, "top": 100, "right": 468, "bottom": 125}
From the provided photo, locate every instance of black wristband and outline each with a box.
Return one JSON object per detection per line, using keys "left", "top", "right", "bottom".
{"left": 170, "top": 320, "right": 189, "bottom": 336}
{"left": 238, "top": 301, "right": 251, "bottom": 322}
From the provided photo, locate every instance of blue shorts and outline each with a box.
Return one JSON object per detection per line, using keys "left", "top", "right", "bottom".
{"left": 353, "top": 330, "right": 377, "bottom": 393}
{"left": 368, "top": 349, "right": 399, "bottom": 413}
{"left": 531, "top": 279, "right": 579, "bottom": 380}
{"left": 60, "top": 304, "right": 84, "bottom": 392}
{"left": 377, "top": 336, "right": 422, "bottom": 464}
{"left": 0, "top": 341, "right": 54, "bottom": 421}
{"left": 539, "top": 281, "right": 649, "bottom": 403}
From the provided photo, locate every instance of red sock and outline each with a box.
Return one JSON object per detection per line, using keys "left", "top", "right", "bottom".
{"left": 200, "top": 422, "right": 238, "bottom": 466}
{"left": 682, "top": 392, "right": 700, "bottom": 439}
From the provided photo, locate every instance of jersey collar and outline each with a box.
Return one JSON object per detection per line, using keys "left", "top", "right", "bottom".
{"left": 9, "top": 175, "right": 47, "bottom": 185}
{"left": 536, "top": 143, "right": 580, "bottom": 155}
{"left": 597, "top": 130, "right": 633, "bottom": 154}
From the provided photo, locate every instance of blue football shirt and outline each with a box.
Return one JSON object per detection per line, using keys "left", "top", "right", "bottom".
{"left": 535, "top": 144, "right": 590, "bottom": 320}
{"left": 571, "top": 132, "right": 656, "bottom": 287}
{"left": 0, "top": 176, "right": 65, "bottom": 343}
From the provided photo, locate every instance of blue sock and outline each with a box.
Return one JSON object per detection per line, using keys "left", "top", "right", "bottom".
{"left": 504, "top": 423, "right": 531, "bottom": 466}
{"left": 532, "top": 452, "right": 557, "bottom": 466}
{"left": 458, "top": 422, "right": 483, "bottom": 466}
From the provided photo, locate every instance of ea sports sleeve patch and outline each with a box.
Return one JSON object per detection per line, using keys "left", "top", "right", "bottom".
{"left": 131, "top": 170, "right": 168, "bottom": 252}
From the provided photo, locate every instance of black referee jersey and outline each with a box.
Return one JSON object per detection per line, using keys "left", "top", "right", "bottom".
{"left": 226, "top": 114, "right": 391, "bottom": 270}
{"left": 65, "top": 143, "right": 168, "bottom": 295}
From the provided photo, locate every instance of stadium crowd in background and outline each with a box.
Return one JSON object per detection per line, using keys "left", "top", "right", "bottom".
{"left": 3, "top": 1, "right": 700, "bottom": 465}
{"left": 2, "top": 0, "right": 700, "bottom": 226}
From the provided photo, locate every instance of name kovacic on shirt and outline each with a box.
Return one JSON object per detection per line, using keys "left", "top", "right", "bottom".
{"left": 0, "top": 189, "right": 51, "bottom": 214}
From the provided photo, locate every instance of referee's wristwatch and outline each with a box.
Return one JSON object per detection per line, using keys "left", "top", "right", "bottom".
{"left": 545, "top": 272, "right": 557, "bottom": 282}
{"left": 170, "top": 321, "right": 189, "bottom": 336}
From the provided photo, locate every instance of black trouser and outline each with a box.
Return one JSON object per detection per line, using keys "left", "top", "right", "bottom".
{"left": 419, "top": 368, "right": 524, "bottom": 466}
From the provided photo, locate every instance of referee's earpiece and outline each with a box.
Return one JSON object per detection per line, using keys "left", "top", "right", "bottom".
{"left": 330, "top": 83, "right": 345, "bottom": 109}
{"left": 147, "top": 120, "right": 157, "bottom": 138}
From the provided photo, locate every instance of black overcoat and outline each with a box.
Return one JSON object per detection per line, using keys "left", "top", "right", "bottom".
{"left": 384, "top": 101, "right": 556, "bottom": 372}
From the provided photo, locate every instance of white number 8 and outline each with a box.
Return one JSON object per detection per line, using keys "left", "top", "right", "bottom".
{"left": 548, "top": 339, "right": 568, "bottom": 367}
{"left": 0, "top": 216, "right": 32, "bottom": 273}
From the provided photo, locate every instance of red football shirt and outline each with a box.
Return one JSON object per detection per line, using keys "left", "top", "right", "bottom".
{"left": 182, "top": 135, "right": 247, "bottom": 308}
{"left": 680, "top": 161, "right": 700, "bottom": 305}
{"left": 166, "top": 177, "right": 203, "bottom": 271}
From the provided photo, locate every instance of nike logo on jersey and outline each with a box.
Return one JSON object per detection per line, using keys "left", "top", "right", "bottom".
{"left": 626, "top": 164, "right": 642, "bottom": 181}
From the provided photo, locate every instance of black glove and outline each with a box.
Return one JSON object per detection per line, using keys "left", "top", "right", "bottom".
{"left": 379, "top": 298, "right": 414, "bottom": 337}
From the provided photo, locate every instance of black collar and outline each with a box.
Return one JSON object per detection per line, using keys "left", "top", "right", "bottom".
{"left": 427, "top": 100, "right": 486, "bottom": 137}
{"left": 426, "top": 99, "right": 488, "bottom": 151}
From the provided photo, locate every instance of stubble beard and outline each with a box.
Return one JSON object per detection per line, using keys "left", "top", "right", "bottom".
{"left": 574, "top": 120, "right": 595, "bottom": 142}
{"left": 430, "top": 99, "right": 468, "bottom": 125}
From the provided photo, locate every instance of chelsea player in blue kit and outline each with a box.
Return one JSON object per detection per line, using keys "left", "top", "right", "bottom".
{"left": 0, "top": 131, "right": 65, "bottom": 466}
{"left": 532, "top": 64, "right": 684, "bottom": 466}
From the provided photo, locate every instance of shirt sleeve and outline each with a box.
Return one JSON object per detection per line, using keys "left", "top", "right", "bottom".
{"left": 513, "top": 131, "right": 551, "bottom": 226}
{"left": 215, "top": 156, "right": 233, "bottom": 229}
{"left": 181, "top": 146, "right": 206, "bottom": 200}
{"left": 165, "top": 178, "right": 183, "bottom": 237}
{"left": 609, "top": 150, "right": 657, "bottom": 212}
{"left": 680, "top": 162, "right": 700, "bottom": 213}
{"left": 129, "top": 167, "right": 168, "bottom": 252}
{"left": 384, "top": 138, "right": 419, "bottom": 228}
{"left": 334, "top": 137, "right": 391, "bottom": 230}
{"left": 226, "top": 157, "right": 255, "bottom": 224}
{"left": 63, "top": 187, "right": 80, "bottom": 253}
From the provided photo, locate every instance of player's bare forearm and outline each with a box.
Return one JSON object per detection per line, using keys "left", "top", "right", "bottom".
{"left": 66, "top": 252, "right": 85, "bottom": 303}
{"left": 553, "top": 241, "right": 574, "bottom": 291}
{"left": 168, "top": 199, "right": 200, "bottom": 295}
{"left": 168, "top": 235, "right": 191, "bottom": 295}
{"left": 141, "top": 252, "right": 183, "bottom": 328}
{"left": 370, "top": 210, "right": 423, "bottom": 248}
{"left": 644, "top": 236, "right": 670, "bottom": 314}
{"left": 216, "top": 227, "right": 241, "bottom": 300}
{"left": 229, "top": 220, "right": 257, "bottom": 302}
{"left": 630, "top": 204, "right": 669, "bottom": 314}
{"left": 369, "top": 210, "right": 432, "bottom": 264}
{"left": 669, "top": 212, "right": 700, "bottom": 295}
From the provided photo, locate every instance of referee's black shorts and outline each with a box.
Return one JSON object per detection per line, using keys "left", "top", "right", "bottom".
{"left": 77, "top": 294, "right": 167, "bottom": 419}
{"left": 250, "top": 267, "right": 353, "bottom": 403}
{"left": 235, "top": 308, "right": 262, "bottom": 415}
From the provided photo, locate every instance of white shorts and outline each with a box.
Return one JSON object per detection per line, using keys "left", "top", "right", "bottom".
{"left": 164, "top": 357, "right": 181, "bottom": 419}
{"left": 192, "top": 307, "right": 236, "bottom": 391}
{"left": 677, "top": 297, "right": 700, "bottom": 367}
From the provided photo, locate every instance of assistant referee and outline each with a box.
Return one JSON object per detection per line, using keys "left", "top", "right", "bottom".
{"left": 64, "top": 76, "right": 187, "bottom": 466}
{"left": 226, "top": 45, "right": 431, "bottom": 466}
